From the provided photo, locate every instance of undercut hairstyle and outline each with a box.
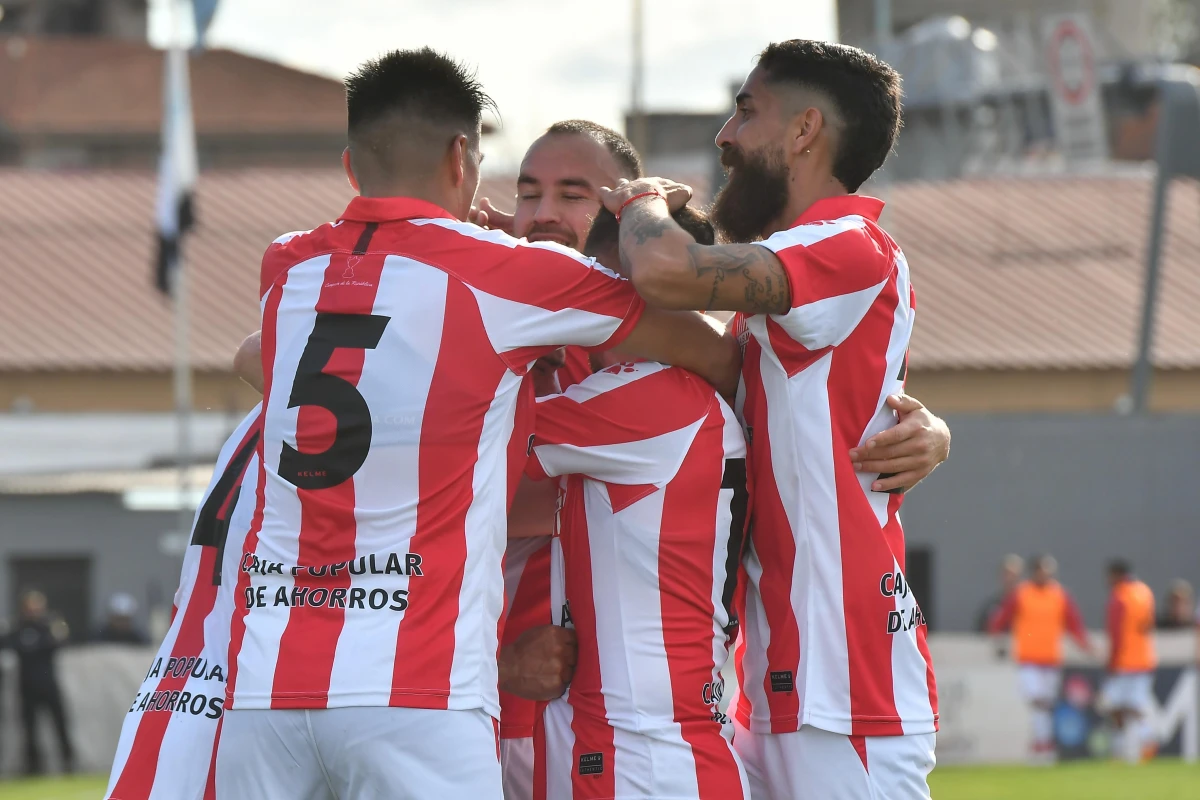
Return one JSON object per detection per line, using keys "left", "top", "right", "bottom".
{"left": 584, "top": 205, "right": 714, "bottom": 260}
{"left": 758, "top": 40, "right": 902, "bottom": 193}
{"left": 344, "top": 48, "right": 495, "bottom": 179}
{"left": 546, "top": 120, "right": 644, "bottom": 180}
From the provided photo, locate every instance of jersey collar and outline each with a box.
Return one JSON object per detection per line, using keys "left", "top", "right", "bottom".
{"left": 793, "top": 194, "right": 885, "bottom": 227}
{"left": 339, "top": 196, "right": 457, "bottom": 224}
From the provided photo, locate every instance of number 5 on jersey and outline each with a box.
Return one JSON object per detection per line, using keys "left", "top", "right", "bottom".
{"left": 279, "top": 312, "right": 391, "bottom": 490}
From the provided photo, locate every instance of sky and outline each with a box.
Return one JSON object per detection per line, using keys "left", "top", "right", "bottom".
{"left": 150, "top": 0, "right": 837, "bottom": 171}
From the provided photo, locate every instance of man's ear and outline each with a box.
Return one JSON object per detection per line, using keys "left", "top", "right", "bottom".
{"left": 789, "top": 106, "right": 825, "bottom": 158}
{"left": 342, "top": 148, "right": 360, "bottom": 192}
{"left": 447, "top": 134, "right": 468, "bottom": 189}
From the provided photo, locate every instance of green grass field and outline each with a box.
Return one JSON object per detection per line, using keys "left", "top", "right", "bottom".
{"left": 1, "top": 762, "right": 1197, "bottom": 799}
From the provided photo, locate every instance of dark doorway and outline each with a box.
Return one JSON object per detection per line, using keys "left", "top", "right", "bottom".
{"left": 905, "top": 545, "right": 934, "bottom": 631}
{"left": 9, "top": 556, "right": 93, "bottom": 642}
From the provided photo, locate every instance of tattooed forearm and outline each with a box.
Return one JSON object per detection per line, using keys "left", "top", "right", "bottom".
{"left": 685, "top": 244, "right": 791, "bottom": 314}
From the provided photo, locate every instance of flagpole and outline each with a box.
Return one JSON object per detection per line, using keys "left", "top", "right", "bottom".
{"left": 170, "top": 0, "right": 193, "bottom": 532}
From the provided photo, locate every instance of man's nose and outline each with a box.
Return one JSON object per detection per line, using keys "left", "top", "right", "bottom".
{"left": 715, "top": 114, "right": 737, "bottom": 150}
{"left": 533, "top": 197, "right": 561, "bottom": 223}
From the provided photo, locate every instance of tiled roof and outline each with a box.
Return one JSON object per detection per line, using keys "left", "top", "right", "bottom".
{"left": 0, "top": 169, "right": 1195, "bottom": 373}
{"left": 0, "top": 169, "right": 512, "bottom": 372}
{"left": 887, "top": 176, "right": 1200, "bottom": 369}
{"left": 0, "top": 36, "right": 346, "bottom": 136}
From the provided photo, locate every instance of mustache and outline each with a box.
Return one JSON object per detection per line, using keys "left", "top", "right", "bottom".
{"left": 719, "top": 144, "right": 744, "bottom": 171}
{"left": 525, "top": 223, "right": 577, "bottom": 244}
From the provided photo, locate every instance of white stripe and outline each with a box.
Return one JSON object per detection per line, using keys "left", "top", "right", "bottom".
{"left": 533, "top": 420, "right": 703, "bottom": 487}
{"left": 326, "top": 260, "right": 448, "bottom": 704}
{"left": 544, "top": 697, "right": 576, "bottom": 800}
{"left": 471, "top": 285, "right": 628, "bottom": 355}
{"left": 891, "top": 557, "right": 937, "bottom": 734}
{"left": 448, "top": 369, "right": 524, "bottom": 717}
{"left": 771, "top": 276, "right": 891, "bottom": 351}
{"left": 234, "top": 258, "right": 328, "bottom": 706}
{"left": 756, "top": 215, "right": 868, "bottom": 253}
{"left": 410, "top": 217, "right": 624, "bottom": 279}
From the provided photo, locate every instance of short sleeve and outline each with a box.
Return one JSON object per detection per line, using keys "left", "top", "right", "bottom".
{"left": 756, "top": 217, "right": 896, "bottom": 350}
{"left": 260, "top": 230, "right": 312, "bottom": 299}
{"left": 408, "top": 222, "right": 645, "bottom": 372}
{"left": 527, "top": 363, "right": 712, "bottom": 486}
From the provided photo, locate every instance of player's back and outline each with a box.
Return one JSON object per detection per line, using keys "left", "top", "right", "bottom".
{"left": 1110, "top": 579, "right": 1156, "bottom": 672}
{"left": 229, "top": 196, "right": 644, "bottom": 716}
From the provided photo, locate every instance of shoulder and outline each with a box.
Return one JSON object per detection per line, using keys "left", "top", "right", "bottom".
{"left": 410, "top": 218, "right": 614, "bottom": 272}
{"left": 260, "top": 223, "right": 338, "bottom": 295}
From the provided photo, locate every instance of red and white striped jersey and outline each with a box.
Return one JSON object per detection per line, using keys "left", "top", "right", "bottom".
{"left": 499, "top": 536, "right": 553, "bottom": 740}
{"left": 499, "top": 348, "right": 593, "bottom": 742}
{"left": 527, "top": 361, "right": 749, "bottom": 797}
{"left": 106, "top": 407, "right": 262, "bottom": 800}
{"left": 227, "top": 196, "right": 644, "bottom": 717}
{"left": 732, "top": 195, "right": 938, "bottom": 737}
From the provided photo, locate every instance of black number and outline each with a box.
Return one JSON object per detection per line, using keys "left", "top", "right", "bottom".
{"left": 279, "top": 312, "right": 390, "bottom": 490}
{"left": 192, "top": 430, "right": 260, "bottom": 585}
{"left": 720, "top": 457, "right": 749, "bottom": 635}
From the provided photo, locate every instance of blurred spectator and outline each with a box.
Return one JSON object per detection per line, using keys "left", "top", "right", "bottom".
{"left": 6, "top": 590, "right": 75, "bottom": 775}
{"left": 975, "top": 553, "right": 1025, "bottom": 632}
{"left": 1156, "top": 579, "right": 1195, "bottom": 629}
{"left": 94, "top": 592, "right": 149, "bottom": 645}
{"left": 988, "top": 555, "right": 1093, "bottom": 763}
{"left": 1102, "top": 561, "right": 1157, "bottom": 763}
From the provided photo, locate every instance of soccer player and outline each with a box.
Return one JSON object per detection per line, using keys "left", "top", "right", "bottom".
{"left": 105, "top": 406, "right": 262, "bottom": 799}
{"left": 599, "top": 40, "right": 939, "bottom": 799}
{"left": 216, "top": 49, "right": 739, "bottom": 800}
{"left": 1102, "top": 560, "right": 1157, "bottom": 764}
{"left": 484, "top": 118, "right": 952, "bottom": 800}
{"left": 524, "top": 205, "right": 750, "bottom": 799}
{"left": 987, "top": 554, "right": 1092, "bottom": 762}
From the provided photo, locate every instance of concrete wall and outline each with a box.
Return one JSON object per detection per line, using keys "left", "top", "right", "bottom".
{"left": 903, "top": 413, "right": 1200, "bottom": 631}
{"left": 0, "top": 494, "right": 185, "bottom": 638}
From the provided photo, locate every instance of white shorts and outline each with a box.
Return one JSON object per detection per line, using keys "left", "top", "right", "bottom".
{"left": 1018, "top": 665, "right": 1063, "bottom": 705}
{"left": 215, "top": 707, "right": 502, "bottom": 800}
{"left": 733, "top": 720, "right": 935, "bottom": 800}
{"left": 501, "top": 736, "right": 535, "bottom": 800}
{"left": 1100, "top": 672, "right": 1154, "bottom": 714}
{"left": 541, "top": 698, "right": 749, "bottom": 799}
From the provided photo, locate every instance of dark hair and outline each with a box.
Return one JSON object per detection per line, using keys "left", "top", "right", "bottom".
{"left": 583, "top": 205, "right": 714, "bottom": 259}
{"left": 546, "top": 120, "right": 643, "bottom": 180}
{"left": 1108, "top": 559, "right": 1132, "bottom": 578}
{"left": 757, "top": 40, "right": 901, "bottom": 193}
{"left": 344, "top": 49, "right": 495, "bottom": 181}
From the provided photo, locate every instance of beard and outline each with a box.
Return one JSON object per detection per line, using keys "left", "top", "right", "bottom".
{"left": 711, "top": 143, "right": 790, "bottom": 243}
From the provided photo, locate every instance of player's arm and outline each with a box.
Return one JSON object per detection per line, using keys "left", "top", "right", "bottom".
{"left": 498, "top": 625, "right": 577, "bottom": 701}
{"left": 599, "top": 181, "right": 791, "bottom": 314}
{"left": 1107, "top": 594, "right": 1124, "bottom": 671}
{"left": 987, "top": 590, "right": 1017, "bottom": 634}
{"left": 507, "top": 475, "right": 559, "bottom": 539}
{"left": 619, "top": 309, "right": 740, "bottom": 400}
{"left": 234, "top": 331, "right": 264, "bottom": 393}
{"left": 1064, "top": 593, "right": 1093, "bottom": 655}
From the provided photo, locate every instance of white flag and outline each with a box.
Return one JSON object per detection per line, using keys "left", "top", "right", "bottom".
{"left": 154, "top": 45, "right": 199, "bottom": 294}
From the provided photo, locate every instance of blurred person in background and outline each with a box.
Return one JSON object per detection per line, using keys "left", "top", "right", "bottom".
{"left": 1156, "top": 579, "right": 1195, "bottom": 630}
{"left": 975, "top": 553, "right": 1025, "bottom": 633}
{"left": 7, "top": 590, "right": 75, "bottom": 775}
{"left": 988, "top": 555, "right": 1092, "bottom": 763}
{"left": 1102, "top": 560, "right": 1157, "bottom": 764}
{"left": 94, "top": 592, "right": 150, "bottom": 645}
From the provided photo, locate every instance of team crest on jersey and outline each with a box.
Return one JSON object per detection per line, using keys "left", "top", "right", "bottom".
{"left": 733, "top": 315, "right": 751, "bottom": 354}
{"left": 602, "top": 362, "right": 637, "bottom": 375}
{"left": 343, "top": 255, "right": 361, "bottom": 279}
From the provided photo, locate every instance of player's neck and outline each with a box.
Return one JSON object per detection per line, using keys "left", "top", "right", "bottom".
{"left": 761, "top": 173, "right": 847, "bottom": 238}
{"left": 357, "top": 182, "right": 459, "bottom": 218}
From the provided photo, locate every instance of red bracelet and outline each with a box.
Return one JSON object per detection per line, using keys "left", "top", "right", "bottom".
{"left": 615, "top": 190, "right": 665, "bottom": 222}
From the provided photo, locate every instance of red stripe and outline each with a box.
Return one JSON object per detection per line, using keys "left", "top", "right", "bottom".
{"left": 534, "top": 367, "right": 713, "bottom": 449}
{"left": 109, "top": 417, "right": 261, "bottom": 798}
{"left": 777, "top": 222, "right": 891, "bottom": 309}
{"left": 828, "top": 270, "right": 904, "bottom": 736}
{"left": 562, "top": 477, "right": 616, "bottom": 799}
{"left": 765, "top": 316, "right": 832, "bottom": 378}
{"left": 734, "top": 335, "right": 801, "bottom": 731}
{"left": 225, "top": 270, "right": 286, "bottom": 706}
{"left": 658, "top": 402, "right": 745, "bottom": 799}
{"left": 389, "top": 281, "right": 509, "bottom": 707}
{"left": 532, "top": 702, "right": 549, "bottom": 800}
{"left": 499, "top": 542, "right": 553, "bottom": 739}
{"left": 271, "top": 248, "right": 386, "bottom": 706}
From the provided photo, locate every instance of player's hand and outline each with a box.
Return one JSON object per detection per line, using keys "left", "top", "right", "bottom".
{"left": 850, "top": 394, "right": 950, "bottom": 492}
{"left": 599, "top": 177, "right": 692, "bottom": 216}
{"left": 499, "top": 625, "right": 578, "bottom": 701}
{"left": 469, "top": 197, "right": 515, "bottom": 236}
